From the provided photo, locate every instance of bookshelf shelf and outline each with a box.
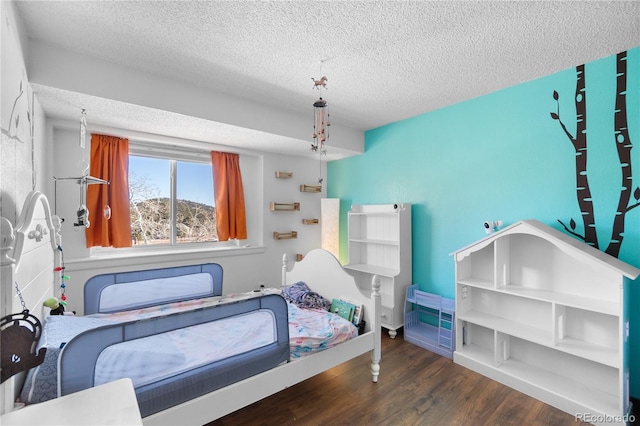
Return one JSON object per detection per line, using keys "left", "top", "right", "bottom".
{"left": 452, "top": 219, "right": 639, "bottom": 420}
{"left": 345, "top": 203, "right": 411, "bottom": 338}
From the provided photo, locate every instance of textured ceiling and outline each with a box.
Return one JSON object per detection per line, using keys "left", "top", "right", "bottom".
{"left": 13, "top": 1, "right": 640, "bottom": 156}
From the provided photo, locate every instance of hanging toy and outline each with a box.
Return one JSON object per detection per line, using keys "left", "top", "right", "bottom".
{"left": 51, "top": 245, "right": 75, "bottom": 315}
{"left": 43, "top": 297, "right": 66, "bottom": 315}
{"left": 74, "top": 175, "right": 90, "bottom": 229}
{"left": 1, "top": 278, "right": 47, "bottom": 383}
{"left": 43, "top": 297, "right": 75, "bottom": 316}
{"left": 75, "top": 203, "right": 90, "bottom": 229}
{"left": 1, "top": 310, "right": 46, "bottom": 383}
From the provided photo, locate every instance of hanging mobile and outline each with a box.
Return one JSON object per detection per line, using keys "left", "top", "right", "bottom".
{"left": 311, "top": 60, "right": 329, "bottom": 186}
{"left": 75, "top": 108, "right": 90, "bottom": 229}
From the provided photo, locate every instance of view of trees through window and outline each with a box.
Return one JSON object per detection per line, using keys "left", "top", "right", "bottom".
{"left": 129, "top": 155, "right": 217, "bottom": 245}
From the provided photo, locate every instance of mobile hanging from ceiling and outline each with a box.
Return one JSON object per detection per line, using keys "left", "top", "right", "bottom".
{"left": 311, "top": 59, "right": 330, "bottom": 185}
{"left": 53, "top": 108, "right": 110, "bottom": 229}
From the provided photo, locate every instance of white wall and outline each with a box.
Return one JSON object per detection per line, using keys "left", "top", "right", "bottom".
{"left": 28, "top": 41, "right": 364, "bottom": 156}
{"left": 3, "top": 1, "right": 340, "bottom": 316}
{"left": 48, "top": 120, "right": 329, "bottom": 314}
{"left": 0, "top": 1, "right": 49, "bottom": 415}
{"left": 0, "top": 1, "right": 48, "bottom": 223}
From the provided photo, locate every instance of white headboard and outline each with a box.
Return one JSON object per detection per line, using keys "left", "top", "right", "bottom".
{"left": 282, "top": 248, "right": 379, "bottom": 334}
{"left": 1, "top": 191, "right": 60, "bottom": 414}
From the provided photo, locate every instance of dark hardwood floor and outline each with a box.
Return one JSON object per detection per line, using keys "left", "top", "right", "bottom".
{"left": 209, "top": 330, "right": 589, "bottom": 426}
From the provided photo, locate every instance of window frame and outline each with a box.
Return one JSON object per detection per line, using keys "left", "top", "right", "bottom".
{"left": 94, "top": 142, "right": 227, "bottom": 254}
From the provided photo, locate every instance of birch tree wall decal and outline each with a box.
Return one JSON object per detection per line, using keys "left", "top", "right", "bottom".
{"left": 608, "top": 51, "right": 640, "bottom": 257}
{"left": 550, "top": 50, "right": 639, "bottom": 257}
{"left": 550, "top": 64, "right": 599, "bottom": 248}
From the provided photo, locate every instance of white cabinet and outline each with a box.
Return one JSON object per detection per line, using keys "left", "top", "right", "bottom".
{"left": 452, "top": 220, "right": 639, "bottom": 422}
{"left": 1, "top": 379, "right": 142, "bottom": 425}
{"left": 345, "top": 204, "right": 411, "bottom": 337}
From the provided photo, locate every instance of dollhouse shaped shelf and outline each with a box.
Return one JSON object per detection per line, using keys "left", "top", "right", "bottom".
{"left": 451, "top": 219, "right": 639, "bottom": 420}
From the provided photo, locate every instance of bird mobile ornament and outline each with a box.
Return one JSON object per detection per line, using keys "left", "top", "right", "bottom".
{"left": 312, "top": 76, "right": 327, "bottom": 89}
{"left": 311, "top": 75, "right": 330, "bottom": 153}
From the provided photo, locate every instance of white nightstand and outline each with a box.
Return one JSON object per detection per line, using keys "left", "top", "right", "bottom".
{"left": 1, "top": 378, "right": 142, "bottom": 425}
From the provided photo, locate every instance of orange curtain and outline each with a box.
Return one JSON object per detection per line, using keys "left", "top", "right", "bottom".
{"left": 211, "top": 151, "right": 247, "bottom": 241}
{"left": 85, "top": 134, "right": 132, "bottom": 248}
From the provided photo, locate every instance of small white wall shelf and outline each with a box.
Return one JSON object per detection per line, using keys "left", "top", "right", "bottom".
{"left": 404, "top": 285, "right": 455, "bottom": 359}
{"left": 452, "top": 219, "right": 639, "bottom": 421}
{"left": 300, "top": 184, "right": 322, "bottom": 193}
{"left": 270, "top": 202, "right": 300, "bottom": 211}
{"left": 273, "top": 231, "right": 297, "bottom": 240}
{"left": 345, "top": 203, "right": 411, "bottom": 338}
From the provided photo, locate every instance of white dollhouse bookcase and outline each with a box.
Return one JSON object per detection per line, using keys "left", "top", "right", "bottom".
{"left": 452, "top": 219, "right": 639, "bottom": 423}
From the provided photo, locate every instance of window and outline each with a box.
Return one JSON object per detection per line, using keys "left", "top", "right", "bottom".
{"left": 128, "top": 149, "right": 217, "bottom": 246}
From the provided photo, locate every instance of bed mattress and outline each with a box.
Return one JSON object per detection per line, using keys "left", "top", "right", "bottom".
{"left": 20, "top": 294, "right": 357, "bottom": 416}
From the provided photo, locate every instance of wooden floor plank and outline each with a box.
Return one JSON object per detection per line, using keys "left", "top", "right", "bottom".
{"left": 208, "top": 330, "right": 593, "bottom": 425}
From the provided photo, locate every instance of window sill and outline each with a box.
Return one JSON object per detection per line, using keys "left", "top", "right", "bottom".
{"left": 65, "top": 245, "right": 266, "bottom": 272}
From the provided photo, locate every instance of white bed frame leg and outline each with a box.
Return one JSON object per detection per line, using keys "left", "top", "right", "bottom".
{"left": 370, "top": 275, "right": 381, "bottom": 383}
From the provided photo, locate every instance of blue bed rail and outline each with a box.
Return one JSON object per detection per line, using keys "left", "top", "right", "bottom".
{"left": 84, "top": 263, "right": 223, "bottom": 315}
{"left": 59, "top": 293, "right": 289, "bottom": 417}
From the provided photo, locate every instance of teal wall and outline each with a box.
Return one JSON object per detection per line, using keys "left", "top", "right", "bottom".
{"left": 328, "top": 47, "right": 640, "bottom": 395}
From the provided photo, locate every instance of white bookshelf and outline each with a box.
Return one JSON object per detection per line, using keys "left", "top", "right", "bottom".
{"left": 452, "top": 220, "right": 639, "bottom": 422}
{"left": 345, "top": 203, "right": 411, "bottom": 337}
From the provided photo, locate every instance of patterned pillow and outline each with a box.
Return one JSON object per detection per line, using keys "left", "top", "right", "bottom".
{"left": 282, "top": 281, "right": 331, "bottom": 311}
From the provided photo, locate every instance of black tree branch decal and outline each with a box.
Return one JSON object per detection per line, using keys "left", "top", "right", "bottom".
{"left": 551, "top": 64, "right": 599, "bottom": 247}
{"left": 551, "top": 51, "right": 639, "bottom": 258}
{"left": 607, "top": 51, "right": 640, "bottom": 257}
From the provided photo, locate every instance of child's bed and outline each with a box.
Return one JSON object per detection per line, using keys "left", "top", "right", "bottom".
{"left": 0, "top": 191, "right": 382, "bottom": 425}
